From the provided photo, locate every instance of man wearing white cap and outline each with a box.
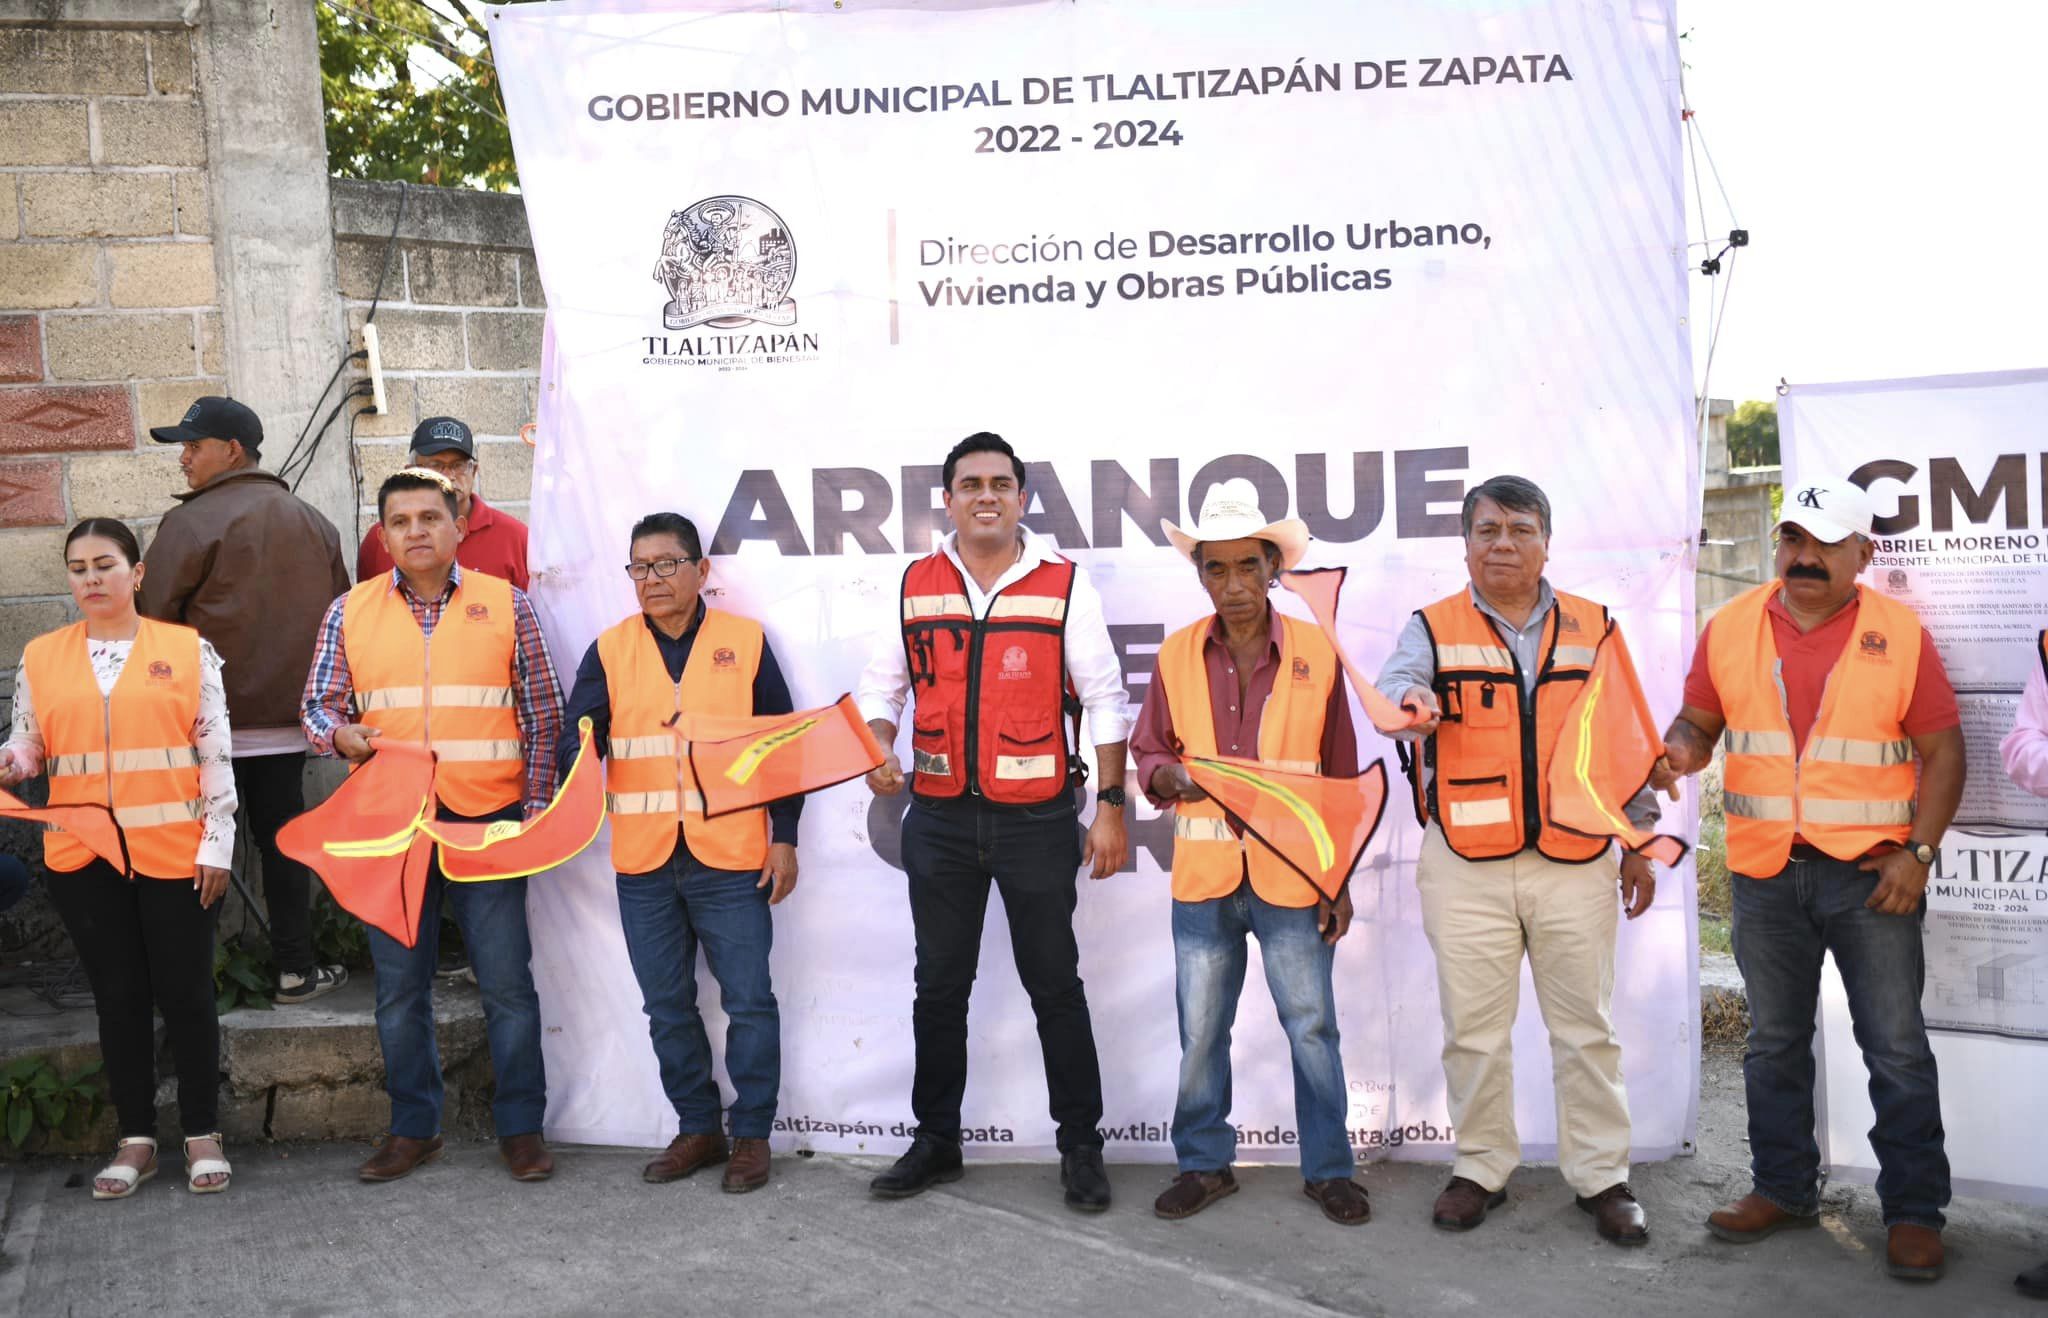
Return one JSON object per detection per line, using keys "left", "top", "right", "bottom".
{"left": 1376, "top": 474, "right": 1663, "bottom": 1245}
{"left": 1655, "top": 475, "right": 1963, "bottom": 1281}
{"left": 1132, "top": 478, "right": 1367, "bottom": 1226}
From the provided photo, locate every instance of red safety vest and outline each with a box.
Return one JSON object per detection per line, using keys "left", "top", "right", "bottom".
{"left": 899, "top": 549, "right": 1079, "bottom": 804}
{"left": 1408, "top": 588, "right": 1610, "bottom": 863}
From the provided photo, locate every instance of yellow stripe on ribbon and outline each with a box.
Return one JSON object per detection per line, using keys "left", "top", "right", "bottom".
{"left": 1570, "top": 667, "right": 1634, "bottom": 837}
{"left": 722, "top": 715, "right": 824, "bottom": 786}
{"left": 1198, "top": 760, "right": 1336, "bottom": 871}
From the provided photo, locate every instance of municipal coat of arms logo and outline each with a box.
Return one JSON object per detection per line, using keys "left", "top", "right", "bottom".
{"left": 653, "top": 196, "right": 797, "bottom": 331}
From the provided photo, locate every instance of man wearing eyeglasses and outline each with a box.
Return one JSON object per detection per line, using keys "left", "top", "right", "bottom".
{"left": 559, "top": 511, "right": 800, "bottom": 1194}
{"left": 356, "top": 417, "right": 530, "bottom": 590}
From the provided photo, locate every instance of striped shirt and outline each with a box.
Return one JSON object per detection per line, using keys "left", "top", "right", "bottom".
{"left": 300, "top": 565, "right": 564, "bottom": 813}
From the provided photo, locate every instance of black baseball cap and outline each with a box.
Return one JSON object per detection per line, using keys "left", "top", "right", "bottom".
{"left": 149, "top": 395, "right": 263, "bottom": 453}
{"left": 411, "top": 416, "right": 475, "bottom": 459}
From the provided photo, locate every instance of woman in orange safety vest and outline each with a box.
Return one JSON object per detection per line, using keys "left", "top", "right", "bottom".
{"left": 0, "top": 519, "right": 237, "bottom": 1200}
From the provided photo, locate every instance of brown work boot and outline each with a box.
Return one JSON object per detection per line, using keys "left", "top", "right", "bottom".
{"left": 642, "top": 1132, "right": 729, "bottom": 1184}
{"left": 1705, "top": 1193, "right": 1820, "bottom": 1243}
{"left": 1153, "top": 1168, "right": 1237, "bottom": 1220}
{"left": 358, "top": 1133, "right": 444, "bottom": 1183}
{"left": 722, "top": 1137, "right": 770, "bottom": 1194}
{"left": 1886, "top": 1224, "right": 1945, "bottom": 1281}
{"left": 1576, "top": 1183, "right": 1648, "bottom": 1245}
{"left": 1431, "top": 1176, "right": 1507, "bottom": 1231}
{"left": 1304, "top": 1178, "right": 1370, "bottom": 1226}
{"left": 500, "top": 1132, "right": 554, "bottom": 1182}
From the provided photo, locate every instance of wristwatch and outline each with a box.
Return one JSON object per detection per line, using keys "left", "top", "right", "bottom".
{"left": 1096, "top": 786, "right": 1127, "bottom": 809}
{"left": 1907, "top": 840, "right": 1936, "bottom": 865}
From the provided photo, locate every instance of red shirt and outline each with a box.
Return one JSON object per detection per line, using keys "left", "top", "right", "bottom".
{"left": 357, "top": 494, "right": 529, "bottom": 591}
{"left": 1132, "top": 607, "right": 1358, "bottom": 812}
{"left": 1684, "top": 589, "right": 1958, "bottom": 756}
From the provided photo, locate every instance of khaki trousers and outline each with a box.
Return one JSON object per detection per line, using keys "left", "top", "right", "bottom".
{"left": 1416, "top": 826, "right": 1631, "bottom": 1197}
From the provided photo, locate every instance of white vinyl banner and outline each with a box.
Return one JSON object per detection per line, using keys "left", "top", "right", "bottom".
{"left": 486, "top": 0, "right": 1698, "bottom": 1163}
{"left": 1782, "top": 369, "right": 2048, "bottom": 1203}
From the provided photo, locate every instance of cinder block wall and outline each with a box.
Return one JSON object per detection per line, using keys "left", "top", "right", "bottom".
{"left": 0, "top": 19, "right": 220, "bottom": 660}
{"left": 332, "top": 178, "right": 540, "bottom": 549}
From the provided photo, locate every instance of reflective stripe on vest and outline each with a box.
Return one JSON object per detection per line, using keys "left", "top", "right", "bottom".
{"left": 341, "top": 571, "right": 524, "bottom": 817}
{"left": 597, "top": 609, "right": 771, "bottom": 874}
{"left": 1708, "top": 581, "right": 1923, "bottom": 875}
{"left": 900, "top": 550, "right": 1077, "bottom": 805}
{"left": 1416, "top": 588, "right": 1610, "bottom": 864}
{"left": 1157, "top": 611, "right": 1335, "bottom": 908}
{"left": 23, "top": 618, "right": 205, "bottom": 878}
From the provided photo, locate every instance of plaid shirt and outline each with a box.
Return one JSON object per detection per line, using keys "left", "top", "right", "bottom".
{"left": 301, "top": 565, "right": 565, "bottom": 812}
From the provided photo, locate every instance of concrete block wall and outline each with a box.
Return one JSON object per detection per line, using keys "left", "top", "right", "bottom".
{"left": 331, "top": 178, "right": 541, "bottom": 547}
{"left": 0, "top": 17, "right": 219, "bottom": 660}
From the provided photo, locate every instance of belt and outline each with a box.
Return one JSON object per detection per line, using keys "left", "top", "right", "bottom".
{"left": 1788, "top": 842, "right": 1893, "bottom": 864}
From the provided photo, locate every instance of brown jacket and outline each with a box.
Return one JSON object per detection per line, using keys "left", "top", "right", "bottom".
{"left": 139, "top": 467, "right": 352, "bottom": 734}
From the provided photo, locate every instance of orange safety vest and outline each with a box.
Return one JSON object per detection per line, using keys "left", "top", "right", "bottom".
{"left": 25, "top": 618, "right": 204, "bottom": 878}
{"left": 1709, "top": 582, "right": 1921, "bottom": 877}
{"left": 900, "top": 549, "right": 1079, "bottom": 805}
{"left": 341, "top": 570, "right": 523, "bottom": 817}
{"left": 597, "top": 608, "right": 770, "bottom": 874}
{"left": 1158, "top": 612, "right": 1336, "bottom": 908}
{"left": 1411, "top": 588, "right": 1610, "bottom": 863}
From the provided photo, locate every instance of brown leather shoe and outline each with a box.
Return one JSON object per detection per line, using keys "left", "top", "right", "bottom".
{"left": 358, "top": 1133, "right": 444, "bottom": 1183}
{"left": 1705, "top": 1193, "right": 1820, "bottom": 1243}
{"left": 1886, "top": 1224, "right": 1945, "bottom": 1281}
{"left": 722, "top": 1137, "right": 770, "bottom": 1194}
{"left": 1153, "top": 1169, "right": 1237, "bottom": 1220}
{"left": 1431, "top": 1176, "right": 1507, "bottom": 1231}
{"left": 1304, "top": 1178, "right": 1370, "bottom": 1226}
{"left": 1576, "top": 1183, "right": 1648, "bottom": 1245}
{"left": 500, "top": 1133, "right": 554, "bottom": 1182}
{"left": 642, "top": 1132, "right": 729, "bottom": 1184}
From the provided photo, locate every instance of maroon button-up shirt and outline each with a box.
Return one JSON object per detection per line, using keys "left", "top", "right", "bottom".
{"left": 1132, "top": 605, "right": 1358, "bottom": 814}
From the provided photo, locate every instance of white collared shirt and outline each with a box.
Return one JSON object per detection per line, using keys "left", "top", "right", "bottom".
{"left": 856, "top": 527, "right": 1134, "bottom": 747}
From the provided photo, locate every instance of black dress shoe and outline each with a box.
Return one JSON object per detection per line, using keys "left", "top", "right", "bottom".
{"left": 1060, "top": 1147, "right": 1111, "bottom": 1213}
{"left": 869, "top": 1135, "right": 963, "bottom": 1199}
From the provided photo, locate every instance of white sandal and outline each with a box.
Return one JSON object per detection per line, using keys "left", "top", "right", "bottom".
{"left": 184, "top": 1132, "right": 231, "bottom": 1194}
{"left": 91, "top": 1136, "right": 158, "bottom": 1200}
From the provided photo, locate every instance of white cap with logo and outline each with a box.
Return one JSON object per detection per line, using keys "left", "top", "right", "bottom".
{"left": 1778, "top": 477, "right": 1876, "bottom": 544}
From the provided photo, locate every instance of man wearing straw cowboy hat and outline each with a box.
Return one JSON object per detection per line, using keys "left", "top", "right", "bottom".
{"left": 1131, "top": 478, "right": 1369, "bottom": 1226}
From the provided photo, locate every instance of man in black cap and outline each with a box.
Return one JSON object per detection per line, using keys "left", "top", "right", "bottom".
{"left": 355, "top": 417, "right": 531, "bottom": 590}
{"left": 141, "top": 396, "right": 355, "bottom": 1003}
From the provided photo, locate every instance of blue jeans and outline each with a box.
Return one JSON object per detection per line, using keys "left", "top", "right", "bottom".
{"left": 1172, "top": 880, "right": 1354, "bottom": 1183}
{"left": 368, "top": 861, "right": 547, "bottom": 1141}
{"left": 615, "top": 843, "right": 780, "bottom": 1138}
{"left": 1731, "top": 853, "right": 1949, "bottom": 1229}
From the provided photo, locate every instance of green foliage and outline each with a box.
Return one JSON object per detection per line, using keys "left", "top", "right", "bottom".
{"left": 1726, "top": 399, "right": 1780, "bottom": 469}
{"left": 312, "top": 888, "right": 373, "bottom": 971}
{"left": 214, "top": 936, "right": 275, "bottom": 1014}
{"left": 1, "top": 1056, "right": 104, "bottom": 1149}
{"left": 317, "top": 0, "right": 531, "bottom": 190}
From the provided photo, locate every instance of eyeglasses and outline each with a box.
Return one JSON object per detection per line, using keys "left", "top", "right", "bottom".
{"left": 624, "top": 556, "right": 698, "bottom": 580}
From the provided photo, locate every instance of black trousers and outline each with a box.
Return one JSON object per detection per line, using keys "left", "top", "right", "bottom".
{"left": 901, "top": 792, "right": 1104, "bottom": 1152}
{"left": 232, "top": 752, "right": 313, "bottom": 975}
{"left": 44, "top": 861, "right": 221, "bottom": 1137}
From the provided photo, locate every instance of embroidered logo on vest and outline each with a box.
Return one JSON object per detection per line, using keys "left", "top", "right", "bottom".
{"left": 465, "top": 603, "right": 490, "bottom": 622}
{"left": 147, "top": 660, "right": 174, "bottom": 681}
{"left": 998, "top": 645, "right": 1032, "bottom": 680}
{"left": 1291, "top": 657, "right": 1312, "bottom": 682}
{"left": 713, "top": 647, "right": 738, "bottom": 668}
{"left": 1860, "top": 630, "right": 1888, "bottom": 657}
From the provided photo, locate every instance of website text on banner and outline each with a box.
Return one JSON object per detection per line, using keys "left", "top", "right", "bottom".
{"left": 485, "top": 0, "right": 1697, "bottom": 1159}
